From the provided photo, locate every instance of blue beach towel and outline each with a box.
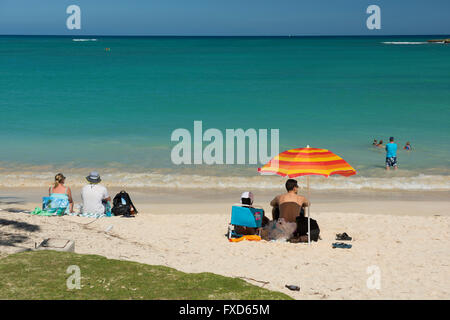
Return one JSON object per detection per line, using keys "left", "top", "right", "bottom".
{"left": 42, "top": 195, "right": 69, "bottom": 215}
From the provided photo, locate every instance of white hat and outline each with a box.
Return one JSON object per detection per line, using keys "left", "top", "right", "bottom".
{"left": 240, "top": 191, "right": 254, "bottom": 204}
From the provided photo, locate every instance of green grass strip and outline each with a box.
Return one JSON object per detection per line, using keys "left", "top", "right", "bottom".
{"left": 0, "top": 251, "right": 292, "bottom": 300}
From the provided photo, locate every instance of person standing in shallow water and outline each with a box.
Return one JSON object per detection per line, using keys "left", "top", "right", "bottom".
{"left": 49, "top": 173, "right": 74, "bottom": 213}
{"left": 385, "top": 137, "right": 398, "bottom": 171}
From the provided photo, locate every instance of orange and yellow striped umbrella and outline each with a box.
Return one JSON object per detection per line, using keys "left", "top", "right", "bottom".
{"left": 258, "top": 147, "right": 356, "bottom": 178}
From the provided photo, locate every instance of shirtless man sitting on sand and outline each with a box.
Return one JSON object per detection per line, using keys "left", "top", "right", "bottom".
{"left": 270, "top": 179, "right": 310, "bottom": 222}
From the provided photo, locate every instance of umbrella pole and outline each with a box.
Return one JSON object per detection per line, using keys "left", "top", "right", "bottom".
{"left": 307, "top": 175, "right": 311, "bottom": 245}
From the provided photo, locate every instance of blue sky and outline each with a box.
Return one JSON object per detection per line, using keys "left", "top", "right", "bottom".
{"left": 0, "top": 0, "right": 449, "bottom": 36}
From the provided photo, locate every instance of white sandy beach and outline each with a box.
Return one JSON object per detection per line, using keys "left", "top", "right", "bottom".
{"left": 1, "top": 188, "right": 449, "bottom": 300}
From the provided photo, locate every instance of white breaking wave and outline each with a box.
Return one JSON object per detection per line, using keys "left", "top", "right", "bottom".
{"left": 382, "top": 41, "right": 427, "bottom": 45}
{"left": 72, "top": 39, "right": 98, "bottom": 42}
{"left": 1, "top": 172, "right": 449, "bottom": 191}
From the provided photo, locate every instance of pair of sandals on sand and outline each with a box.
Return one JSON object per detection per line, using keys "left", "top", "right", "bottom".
{"left": 332, "top": 232, "right": 352, "bottom": 249}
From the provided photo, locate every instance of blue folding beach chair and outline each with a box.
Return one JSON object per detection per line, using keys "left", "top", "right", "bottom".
{"left": 228, "top": 205, "right": 264, "bottom": 239}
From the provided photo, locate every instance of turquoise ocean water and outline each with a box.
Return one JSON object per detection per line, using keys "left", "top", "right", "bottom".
{"left": 0, "top": 36, "right": 449, "bottom": 190}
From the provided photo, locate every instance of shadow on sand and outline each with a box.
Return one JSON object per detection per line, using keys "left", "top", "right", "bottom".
{"left": 0, "top": 196, "right": 26, "bottom": 206}
{"left": 0, "top": 218, "right": 41, "bottom": 249}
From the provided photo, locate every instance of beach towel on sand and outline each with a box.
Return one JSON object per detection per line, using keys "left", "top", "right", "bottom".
{"left": 29, "top": 203, "right": 112, "bottom": 219}
{"left": 42, "top": 196, "right": 70, "bottom": 215}
{"left": 30, "top": 207, "right": 59, "bottom": 216}
{"left": 29, "top": 208, "right": 110, "bottom": 218}
{"left": 67, "top": 212, "right": 109, "bottom": 218}
{"left": 228, "top": 235, "right": 261, "bottom": 242}
{"left": 70, "top": 202, "right": 112, "bottom": 218}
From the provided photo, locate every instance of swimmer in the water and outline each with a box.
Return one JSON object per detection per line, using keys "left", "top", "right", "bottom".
{"left": 404, "top": 141, "right": 411, "bottom": 150}
{"left": 373, "top": 139, "right": 378, "bottom": 146}
{"left": 376, "top": 140, "right": 383, "bottom": 148}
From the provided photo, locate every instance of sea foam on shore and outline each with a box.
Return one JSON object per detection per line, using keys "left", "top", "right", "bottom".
{"left": 1, "top": 171, "right": 449, "bottom": 191}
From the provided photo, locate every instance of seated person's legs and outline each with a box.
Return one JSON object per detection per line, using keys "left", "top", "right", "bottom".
{"left": 234, "top": 225, "right": 258, "bottom": 236}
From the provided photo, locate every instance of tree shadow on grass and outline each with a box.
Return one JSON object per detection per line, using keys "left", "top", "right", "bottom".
{"left": 0, "top": 218, "right": 41, "bottom": 248}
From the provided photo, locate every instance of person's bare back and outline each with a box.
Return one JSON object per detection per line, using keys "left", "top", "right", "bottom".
{"left": 270, "top": 179, "right": 310, "bottom": 223}
{"left": 270, "top": 179, "right": 309, "bottom": 208}
{"left": 271, "top": 193, "right": 309, "bottom": 207}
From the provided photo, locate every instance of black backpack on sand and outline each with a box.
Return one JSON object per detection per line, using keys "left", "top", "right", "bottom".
{"left": 294, "top": 208, "right": 320, "bottom": 241}
{"left": 112, "top": 190, "right": 138, "bottom": 216}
